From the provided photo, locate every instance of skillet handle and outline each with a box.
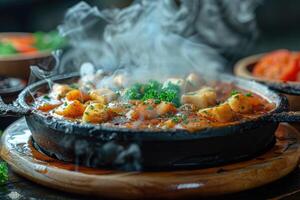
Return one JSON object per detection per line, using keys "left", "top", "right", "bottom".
{"left": 270, "top": 111, "right": 300, "bottom": 123}
{"left": 0, "top": 97, "right": 31, "bottom": 117}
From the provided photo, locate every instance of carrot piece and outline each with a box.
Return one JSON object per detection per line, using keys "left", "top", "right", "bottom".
{"left": 66, "top": 89, "right": 90, "bottom": 102}
{"left": 55, "top": 100, "right": 85, "bottom": 118}
{"left": 38, "top": 103, "right": 60, "bottom": 112}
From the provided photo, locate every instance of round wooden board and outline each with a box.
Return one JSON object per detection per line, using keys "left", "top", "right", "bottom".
{"left": 1, "top": 118, "right": 300, "bottom": 199}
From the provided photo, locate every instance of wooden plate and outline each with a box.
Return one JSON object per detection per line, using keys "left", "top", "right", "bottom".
{"left": 1, "top": 118, "right": 300, "bottom": 199}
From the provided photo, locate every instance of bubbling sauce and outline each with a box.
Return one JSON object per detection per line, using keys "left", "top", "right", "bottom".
{"left": 34, "top": 73, "right": 275, "bottom": 132}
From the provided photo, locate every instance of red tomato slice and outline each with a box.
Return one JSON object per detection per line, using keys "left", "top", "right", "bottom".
{"left": 6, "top": 35, "right": 35, "bottom": 46}
{"left": 279, "top": 53, "right": 299, "bottom": 81}
{"left": 1, "top": 35, "right": 37, "bottom": 54}
{"left": 14, "top": 44, "right": 37, "bottom": 53}
{"left": 253, "top": 50, "right": 300, "bottom": 82}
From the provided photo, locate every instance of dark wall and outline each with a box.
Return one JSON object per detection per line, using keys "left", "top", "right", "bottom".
{"left": 0, "top": 0, "right": 132, "bottom": 32}
{"left": 1, "top": 0, "right": 299, "bottom": 34}
{"left": 256, "top": 0, "right": 300, "bottom": 34}
{"left": 251, "top": 0, "right": 300, "bottom": 53}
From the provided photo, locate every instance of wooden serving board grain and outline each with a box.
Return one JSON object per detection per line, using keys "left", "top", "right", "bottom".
{"left": 1, "top": 119, "right": 300, "bottom": 199}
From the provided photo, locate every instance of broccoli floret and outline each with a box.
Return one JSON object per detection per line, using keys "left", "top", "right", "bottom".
{"left": 160, "top": 82, "right": 181, "bottom": 107}
{"left": 124, "top": 83, "right": 143, "bottom": 100}
{"left": 124, "top": 80, "right": 181, "bottom": 107}
{"left": 144, "top": 80, "right": 162, "bottom": 92}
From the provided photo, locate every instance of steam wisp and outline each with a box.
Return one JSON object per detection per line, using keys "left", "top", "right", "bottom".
{"left": 58, "top": 0, "right": 260, "bottom": 88}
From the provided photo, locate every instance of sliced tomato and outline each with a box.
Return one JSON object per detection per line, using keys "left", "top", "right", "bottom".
{"left": 295, "top": 54, "right": 300, "bottom": 81}
{"left": 253, "top": 50, "right": 300, "bottom": 82}
{"left": 14, "top": 44, "right": 37, "bottom": 53}
{"left": 5, "top": 35, "right": 35, "bottom": 46}
{"left": 1, "top": 35, "right": 37, "bottom": 53}
{"left": 279, "top": 53, "right": 299, "bottom": 81}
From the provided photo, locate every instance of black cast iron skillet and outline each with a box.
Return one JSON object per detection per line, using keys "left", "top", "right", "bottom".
{"left": 1, "top": 73, "right": 300, "bottom": 171}
{"left": 0, "top": 76, "right": 26, "bottom": 129}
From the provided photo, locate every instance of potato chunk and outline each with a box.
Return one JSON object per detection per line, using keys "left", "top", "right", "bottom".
{"left": 163, "top": 119, "right": 177, "bottom": 129}
{"left": 228, "top": 94, "right": 253, "bottom": 114}
{"left": 55, "top": 100, "right": 85, "bottom": 118}
{"left": 181, "top": 87, "right": 217, "bottom": 109}
{"left": 50, "top": 84, "right": 72, "bottom": 99}
{"left": 89, "top": 88, "right": 117, "bottom": 104}
{"left": 185, "top": 73, "right": 203, "bottom": 92}
{"left": 127, "top": 104, "right": 157, "bottom": 120}
{"left": 66, "top": 89, "right": 90, "bottom": 102}
{"left": 82, "top": 103, "right": 114, "bottom": 123}
{"left": 198, "top": 103, "right": 236, "bottom": 123}
{"left": 155, "top": 101, "right": 177, "bottom": 116}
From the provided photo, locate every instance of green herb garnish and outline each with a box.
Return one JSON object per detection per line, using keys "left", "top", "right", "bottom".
{"left": 154, "top": 99, "right": 161, "bottom": 104}
{"left": 124, "top": 80, "right": 181, "bottom": 107}
{"left": 245, "top": 93, "right": 253, "bottom": 97}
{"left": 70, "top": 83, "right": 79, "bottom": 89}
{"left": 124, "top": 83, "right": 143, "bottom": 100}
{"left": 171, "top": 116, "right": 180, "bottom": 123}
{"left": 230, "top": 90, "right": 240, "bottom": 96}
{"left": 0, "top": 162, "right": 8, "bottom": 185}
{"left": 147, "top": 105, "right": 154, "bottom": 110}
{"left": 33, "top": 31, "right": 66, "bottom": 51}
{"left": 171, "top": 115, "right": 189, "bottom": 124}
{"left": 43, "top": 95, "right": 50, "bottom": 100}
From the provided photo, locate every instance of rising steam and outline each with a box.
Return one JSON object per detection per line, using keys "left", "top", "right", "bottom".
{"left": 57, "top": 0, "right": 260, "bottom": 87}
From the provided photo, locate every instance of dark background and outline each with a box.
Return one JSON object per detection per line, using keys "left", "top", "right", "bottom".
{"left": 0, "top": 0, "right": 299, "bottom": 56}
{"left": 0, "top": 0, "right": 131, "bottom": 32}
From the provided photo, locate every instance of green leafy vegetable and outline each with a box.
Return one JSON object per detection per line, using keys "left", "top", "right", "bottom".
{"left": 0, "top": 31, "right": 66, "bottom": 57}
{"left": 0, "top": 42, "right": 17, "bottom": 56}
{"left": 124, "top": 80, "right": 181, "bottom": 107}
{"left": 33, "top": 31, "right": 66, "bottom": 51}
{"left": 0, "top": 162, "right": 8, "bottom": 185}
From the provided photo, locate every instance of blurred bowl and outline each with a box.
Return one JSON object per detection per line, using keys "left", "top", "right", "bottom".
{"left": 0, "top": 76, "right": 26, "bottom": 129}
{"left": 0, "top": 32, "right": 55, "bottom": 80}
{"left": 234, "top": 53, "right": 300, "bottom": 111}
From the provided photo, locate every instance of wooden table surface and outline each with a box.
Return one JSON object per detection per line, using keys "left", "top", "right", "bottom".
{"left": 1, "top": 122, "right": 300, "bottom": 200}
{"left": 0, "top": 162, "right": 300, "bottom": 200}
